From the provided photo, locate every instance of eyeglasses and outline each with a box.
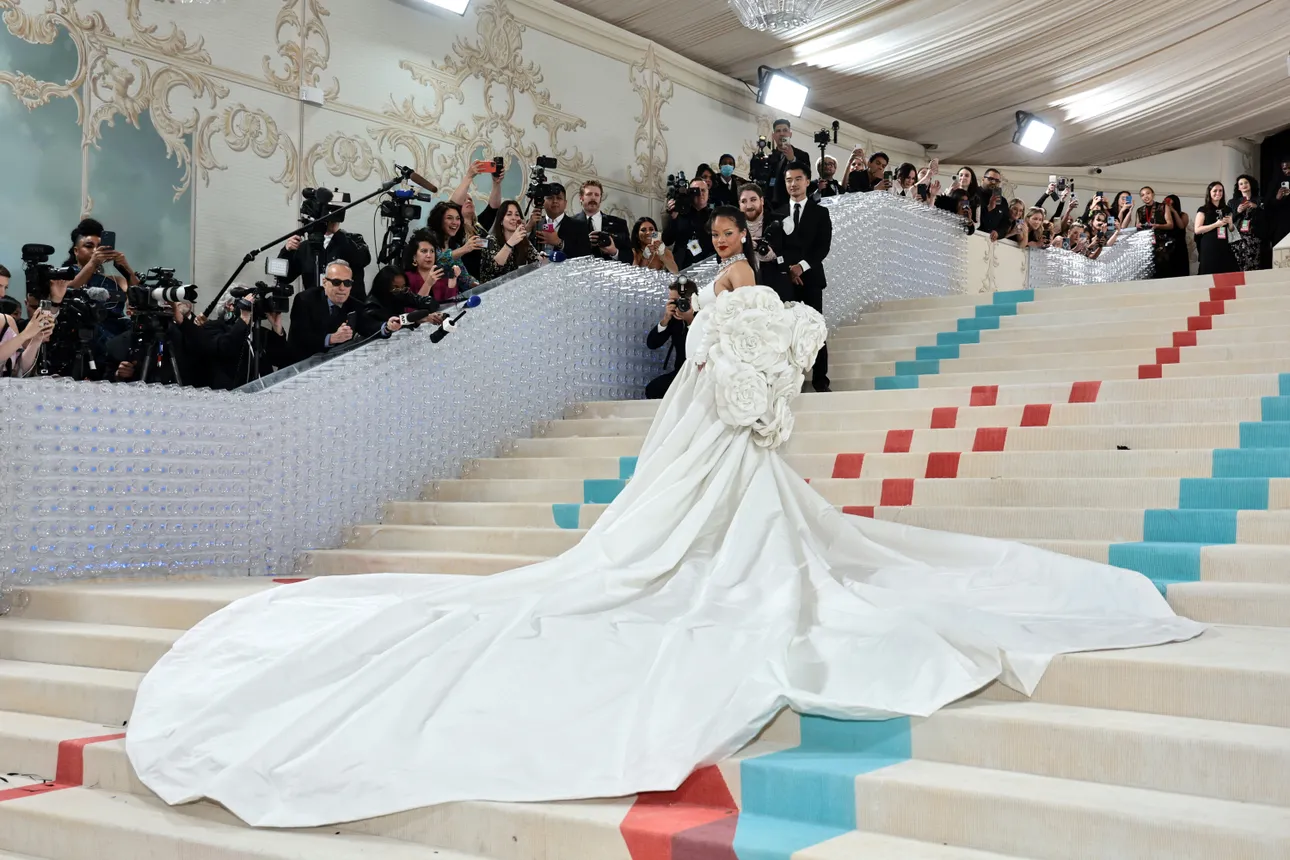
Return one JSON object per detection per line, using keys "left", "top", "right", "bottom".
{"left": 324, "top": 278, "right": 354, "bottom": 288}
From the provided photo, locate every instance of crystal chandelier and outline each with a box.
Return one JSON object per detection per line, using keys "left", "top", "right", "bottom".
{"left": 728, "top": 0, "right": 824, "bottom": 32}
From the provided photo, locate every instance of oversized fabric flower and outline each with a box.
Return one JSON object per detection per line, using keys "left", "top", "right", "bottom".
{"left": 720, "top": 307, "right": 793, "bottom": 371}
{"left": 786, "top": 302, "right": 828, "bottom": 371}
{"left": 713, "top": 364, "right": 771, "bottom": 428}
{"left": 752, "top": 395, "right": 795, "bottom": 449}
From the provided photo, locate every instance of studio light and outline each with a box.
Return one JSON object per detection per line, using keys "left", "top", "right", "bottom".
{"left": 420, "top": 0, "right": 471, "bottom": 13}
{"left": 757, "top": 66, "right": 809, "bottom": 117}
{"left": 1013, "top": 111, "right": 1055, "bottom": 153}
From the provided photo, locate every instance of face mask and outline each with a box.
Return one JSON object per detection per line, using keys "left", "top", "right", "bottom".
{"left": 720, "top": 165, "right": 734, "bottom": 178}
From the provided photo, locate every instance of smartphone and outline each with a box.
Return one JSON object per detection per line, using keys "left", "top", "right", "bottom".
{"left": 346, "top": 311, "right": 358, "bottom": 331}
{"left": 1048, "top": 174, "right": 1057, "bottom": 185}
{"left": 100, "top": 230, "right": 116, "bottom": 249}
{"left": 475, "top": 159, "right": 497, "bottom": 174}
{"left": 1282, "top": 181, "right": 1289, "bottom": 190}
{"left": 1055, "top": 178, "right": 1067, "bottom": 192}
{"left": 1095, "top": 191, "right": 1104, "bottom": 199}
{"left": 883, "top": 170, "right": 892, "bottom": 181}
{"left": 39, "top": 299, "right": 59, "bottom": 319}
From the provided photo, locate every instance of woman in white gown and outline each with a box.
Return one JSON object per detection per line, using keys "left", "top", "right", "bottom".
{"left": 127, "top": 207, "right": 1204, "bottom": 828}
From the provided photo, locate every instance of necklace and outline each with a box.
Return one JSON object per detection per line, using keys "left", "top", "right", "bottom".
{"left": 717, "top": 253, "right": 746, "bottom": 275}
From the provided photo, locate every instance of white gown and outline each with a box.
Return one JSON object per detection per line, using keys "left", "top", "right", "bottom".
{"left": 127, "top": 283, "right": 1204, "bottom": 828}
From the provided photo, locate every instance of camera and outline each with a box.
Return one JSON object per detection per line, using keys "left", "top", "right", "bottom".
{"left": 812, "top": 121, "right": 839, "bottom": 151}
{"left": 300, "top": 187, "right": 350, "bottom": 233}
{"left": 670, "top": 277, "right": 697, "bottom": 314}
{"left": 593, "top": 231, "right": 613, "bottom": 248}
{"left": 230, "top": 281, "right": 293, "bottom": 315}
{"left": 526, "top": 156, "right": 559, "bottom": 205}
{"left": 20, "top": 243, "right": 78, "bottom": 299}
{"left": 666, "top": 171, "right": 702, "bottom": 216}
{"left": 127, "top": 268, "right": 198, "bottom": 309}
{"left": 748, "top": 136, "right": 774, "bottom": 186}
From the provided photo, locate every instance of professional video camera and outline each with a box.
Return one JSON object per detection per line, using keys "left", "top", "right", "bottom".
{"left": 377, "top": 187, "right": 433, "bottom": 267}
{"left": 20, "top": 243, "right": 78, "bottom": 300}
{"left": 666, "top": 171, "right": 702, "bottom": 217}
{"left": 748, "top": 136, "right": 774, "bottom": 187}
{"left": 300, "top": 187, "right": 350, "bottom": 233}
{"left": 525, "top": 155, "right": 559, "bottom": 206}
{"left": 230, "top": 281, "right": 292, "bottom": 315}
{"left": 813, "top": 120, "right": 839, "bottom": 162}
{"left": 124, "top": 268, "right": 198, "bottom": 385}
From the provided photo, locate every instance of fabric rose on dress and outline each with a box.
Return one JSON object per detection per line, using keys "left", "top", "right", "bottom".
{"left": 721, "top": 308, "right": 793, "bottom": 372}
{"left": 713, "top": 364, "right": 771, "bottom": 428}
{"left": 786, "top": 302, "right": 828, "bottom": 372}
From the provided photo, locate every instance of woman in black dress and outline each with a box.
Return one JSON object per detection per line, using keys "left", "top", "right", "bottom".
{"left": 1164, "top": 195, "right": 1191, "bottom": 277}
{"left": 1194, "top": 181, "right": 1238, "bottom": 276}
{"left": 1230, "top": 175, "right": 1266, "bottom": 272}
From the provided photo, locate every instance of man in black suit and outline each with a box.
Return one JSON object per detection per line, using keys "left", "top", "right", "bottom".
{"left": 1268, "top": 157, "right": 1290, "bottom": 250}
{"left": 662, "top": 178, "right": 714, "bottom": 270}
{"left": 765, "top": 119, "right": 812, "bottom": 209}
{"left": 709, "top": 154, "right": 745, "bottom": 208}
{"left": 572, "top": 179, "right": 631, "bottom": 264}
{"left": 645, "top": 279, "right": 696, "bottom": 399}
{"left": 287, "top": 261, "right": 403, "bottom": 363}
{"left": 530, "top": 183, "right": 591, "bottom": 259}
{"left": 278, "top": 208, "right": 373, "bottom": 300}
{"left": 777, "top": 163, "right": 833, "bottom": 393}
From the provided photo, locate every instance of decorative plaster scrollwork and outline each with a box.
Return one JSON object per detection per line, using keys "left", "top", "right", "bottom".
{"left": 125, "top": 0, "right": 210, "bottom": 63}
{"left": 304, "top": 132, "right": 387, "bottom": 189}
{"left": 0, "top": 0, "right": 109, "bottom": 123}
{"left": 263, "top": 0, "right": 339, "bottom": 100}
{"left": 627, "top": 43, "right": 670, "bottom": 198}
{"left": 208, "top": 104, "right": 299, "bottom": 197}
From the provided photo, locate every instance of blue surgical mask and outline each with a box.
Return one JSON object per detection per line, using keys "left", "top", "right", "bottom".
{"left": 720, "top": 164, "right": 735, "bottom": 178}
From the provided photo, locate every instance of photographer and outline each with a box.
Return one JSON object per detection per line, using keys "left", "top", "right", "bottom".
{"left": 56, "top": 219, "right": 138, "bottom": 306}
{"left": 739, "top": 182, "right": 788, "bottom": 301}
{"left": 1, "top": 263, "right": 53, "bottom": 377}
{"left": 813, "top": 156, "right": 843, "bottom": 199}
{"left": 279, "top": 207, "right": 372, "bottom": 300}
{"left": 629, "top": 217, "right": 677, "bottom": 273}
{"left": 288, "top": 261, "right": 403, "bottom": 363}
{"left": 645, "top": 277, "right": 696, "bottom": 399}
{"left": 709, "top": 154, "right": 744, "bottom": 208}
{"left": 765, "top": 119, "right": 812, "bottom": 208}
{"left": 529, "top": 183, "right": 591, "bottom": 259}
{"left": 662, "top": 177, "right": 714, "bottom": 270}
{"left": 573, "top": 180, "right": 631, "bottom": 264}
{"left": 209, "top": 288, "right": 294, "bottom": 389}
{"left": 103, "top": 296, "right": 212, "bottom": 386}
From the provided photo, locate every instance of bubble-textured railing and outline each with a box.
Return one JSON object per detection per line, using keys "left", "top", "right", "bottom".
{"left": 0, "top": 194, "right": 1153, "bottom": 597}
{"left": 1027, "top": 229, "right": 1155, "bottom": 290}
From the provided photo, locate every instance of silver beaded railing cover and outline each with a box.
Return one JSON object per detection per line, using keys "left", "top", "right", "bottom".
{"left": 1026, "top": 229, "right": 1155, "bottom": 291}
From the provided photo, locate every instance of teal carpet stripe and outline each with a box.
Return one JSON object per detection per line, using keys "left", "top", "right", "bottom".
{"left": 1213, "top": 448, "right": 1290, "bottom": 478}
{"left": 915, "top": 343, "right": 960, "bottom": 361}
{"left": 734, "top": 716, "right": 911, "bottom": 860}
{"left": 937, "top": 330, "right": 980, "bottom": 346}
{"left": 551, "top": 504, "right": 581, "bottom": 529}
{"left": 1281, "top": 373, "right": 1290, "bottom": 396}
{"left": 974, "top": 303, "right": 1019, "bottom": 318}
{"left": 1143, "top": 509, "right": 1238, "bottom": 544}
{"left": 1240, "top": 421, "right": 1290, "bottom": 449}
{"left": 993, "top": 289, "right": 1035, "bottom": 304}
{"left": 618, "top": 456, "right": 638, "bottom": 480}
{"left": 957, "top": 316, "right": 1002, "bottom": 332}
{"left": 875, "top": 375, "right": 920, "bottom": 390}
{"left": 582, "top": 479, "right": 626, "bottom": 504}
{"left": 1178, "top": 478, "right": 1269, "bottom": 511}
{"left": 1108, "top": 542, "right": 1204, "bottom": 593}
{"left": 894, "top": 359, "right": 940, "bottom": 376}
{"left": 1264, "top": 396, "right": 1290, "bottom": 422}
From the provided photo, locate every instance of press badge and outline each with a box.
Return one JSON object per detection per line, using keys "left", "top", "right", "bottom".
{"left": 687, "top": 239, "right": 702, "bottom": 256}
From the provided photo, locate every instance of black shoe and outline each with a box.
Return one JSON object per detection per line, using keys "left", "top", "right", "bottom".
{"left": 813, "top": 384, "right": 832, "bottom": 393}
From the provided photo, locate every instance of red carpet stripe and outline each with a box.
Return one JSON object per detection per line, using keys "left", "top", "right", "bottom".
{"left": 621, "top": 766, "right": 738, "bottom": 860}
{"left": 1155, "top": 347, "right": 1180, "bottom": 365}
{"left": 930, "top": 406, "right": 958, "bottom": 429}
{"left": 1187, "top": 315, "right": 1213, "bottom": 331}
{"left": 973, "top": 427, "right": 1008, "bottom": 452}
{"left": 925, "top": 452, "right": 961, "bottom": 479}
{"left": 969, "top": 385, "right": 998, "bottom": 406}
{"left": 1139, "top": 364, "right": 1164, "bottom": 379}
{"left": 1069, "top": 380, "right": 1101, "bottom": 403}
{"left": 843, "top": 505, "right": 876, "bottom": 518}
{"left": 1172, "top": 330, "right": 1197, "bottom": 348}
{"left": 0, "top": 732, "right": 125, "bottom": 804}
{"left": 880, "top": 478, "right": 915, "bottom": 506}
{"left": 1212, "top": 272, "right": 1245, "bottom": 289}
{"left": 883, "top": 429, "right": 914, "bottom": 453}
{"left": 1198, "top": 299, "right": 1225, "bottom": 317}
{"left": 832, "top": 453, "right": 864, "bottom": 479}
{"left": 1020, "top": 404, "right": 1052, "bottom": 427}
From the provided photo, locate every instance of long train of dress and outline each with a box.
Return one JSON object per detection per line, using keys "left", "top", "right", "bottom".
{"left": 127, "top": 285, "right": 1204, "bottom": 828}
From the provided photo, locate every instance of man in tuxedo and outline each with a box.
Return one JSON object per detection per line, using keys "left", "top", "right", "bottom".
{"left": 766, "top": 119, "right": 812, "bottom": 209}
{"left": 778, "top": 163, "right": 832, "bottom": 392}
{"left": 1269, "top": 157, "right": 1290, "bottom": 250}
{"left": 530, "top": 183, "right": 591, "bottom": 259}
{"left": 279, "top": 208, "right": 373, "bottom": 300}
{"left": 739, "top": 182, "right": 789, "bottom": 302}
{"left": 573, "top": 180, "right": 631, "bottom": 264}
{"left": 709, "top": 154, "right": 745, "bottom": 208}
{"left": 288, "top": 261, "right": 403, "bottom": 363}
{"left": 645, "top": 279, "right": 696, "bottom": 399}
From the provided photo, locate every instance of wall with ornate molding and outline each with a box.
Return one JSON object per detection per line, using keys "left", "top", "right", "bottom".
{"left": 0, "top": 0, "right": 925, "bottom": 302}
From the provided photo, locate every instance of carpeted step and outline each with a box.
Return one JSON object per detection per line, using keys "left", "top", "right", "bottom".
{"left": 0, "top": 661, "right": 138, "bottom": 726}
{"left": 0, "top": 620, "right": 179, "bottom": 674}
{"left": 298, "top": 548, "right": 542, "bottom": 577}
{"left": 14, "top": 581, "right": 277, "bottom": 631}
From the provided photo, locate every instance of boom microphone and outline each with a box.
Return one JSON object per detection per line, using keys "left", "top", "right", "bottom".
{"left": 84, "top": 286, "right": 111, "bottom": 303}
{"left": 394, "top": 163, "right": 439, "bottom": 194}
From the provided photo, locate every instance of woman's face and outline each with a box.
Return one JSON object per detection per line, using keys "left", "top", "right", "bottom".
{"left": 699, "top": 170, "right": 714, "bottom": 188}
{"left": 1118, "top": 193, "right": 1132, "bottom": 208}
{"left": 74, "top": 236, "right": 98, "bottom": 266}
{"left": 1010, "top": 201, "right": 1024, "bottom": 220}
{"left": 391, "top": 273, "right": 408, "bottom": 292}
{"left": 461, "top": 197, "right": 476, "bottom": 221}
{"left": 710, "top": 216, "right": 744, "bottom": 259}
{"left": 1210, "top": 184, "right": 1225, "bottom": 204}
{"left": 1238, "top": 178, "right": 1251, "bottom": 196}
{"left": 501, "top": 204, "right": 522, "bottom": 232}
{"left": 442, "top": 209, "right": 462, "bottom": 236}
{"left": 414, "top": 242, "right": 436, "bottom": 268}
{"left": 1026, "top": 211, "right": 1045, "bottom": 230}
{"left": 900, "top": 171, "right": 916, "bottom": 189}
{"left": 1092, "top": 214, "right": 1108, "bottom": 231}
{"left": 637, "top": 221, "right": 656, "bottom": 244}
{"left": 957, "top": 168, "right": 973, "bottom": 187}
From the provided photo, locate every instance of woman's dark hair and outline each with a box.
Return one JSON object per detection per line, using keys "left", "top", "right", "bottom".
{"left": 489, "top": 200, "right": 536, "bottom": 266}
{"left": 1164, "top": 193, "right": 1182, "bottom": 211}
{"left": 707, "top": 205, "right": 758, "bottom": 277}
{"left": 956, "top": 167, "right": 980, "bottom": 198}
{"left": 695, "top": 163, "right": 715, "bottom": 182}
{"left": 630, "top": 216, "right": 660, "bottom": 254}
{"left": 427, "top": 201, "right": 464, "bottom": 250}
{"left": 1114, "top": 190, "right": 1134, "bottom": 209}
{"left": 1200, "top": 181, "right": 1228, "bottom": 218}
{"left": 368, "top": 265, "right": 409, "bottom": 312}
{"left": 66, "top": 217, "right": 105, "bottom": 264}
{"left": 896, "top": 162, "right": 918, "bottom": 184}
{"left": 403, "top": 227, "right": 435, "bottom": 273}
{"left": 1234, "top": 174, "right": 1261, "bottom": 200}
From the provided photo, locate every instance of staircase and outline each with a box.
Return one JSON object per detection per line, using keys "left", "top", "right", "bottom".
{"left": 2, "top": 270, "right": 1289, "bottom": 859}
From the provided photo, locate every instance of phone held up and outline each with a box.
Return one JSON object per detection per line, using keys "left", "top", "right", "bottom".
{"left": 100, "top": 230, "right": 116, "bottom": 250}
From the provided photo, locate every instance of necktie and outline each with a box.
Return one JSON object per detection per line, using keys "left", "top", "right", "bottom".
{"left": 793, "top": 203, "right": 801, "bottom": 228}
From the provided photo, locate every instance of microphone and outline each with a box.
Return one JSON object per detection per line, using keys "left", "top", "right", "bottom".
{"left": 397, "top": 308, "right": 437, "bottom": 327}
{"left": 394, "top": 163, "right": 438, "bottom": 194}
{"left": 84, "top": 286, "right": 111, "bottom": 302}
{"left": 429, "top": 295, "right": 481, "bottom": 343}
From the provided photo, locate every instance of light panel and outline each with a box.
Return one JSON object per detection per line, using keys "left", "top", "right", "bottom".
{"left": 421, "top": 0, "right": 470, "bottom": 13}
{"left": 1014, "top": 113, "right": 1055, "bottom": 153}
{"left": 760, "top": 70, "right": 809, "bottom": 117}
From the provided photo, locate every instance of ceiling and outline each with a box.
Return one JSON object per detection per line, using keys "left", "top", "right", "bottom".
{"left": 556, "top": 0, "right": 1290, "bottom": 166}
